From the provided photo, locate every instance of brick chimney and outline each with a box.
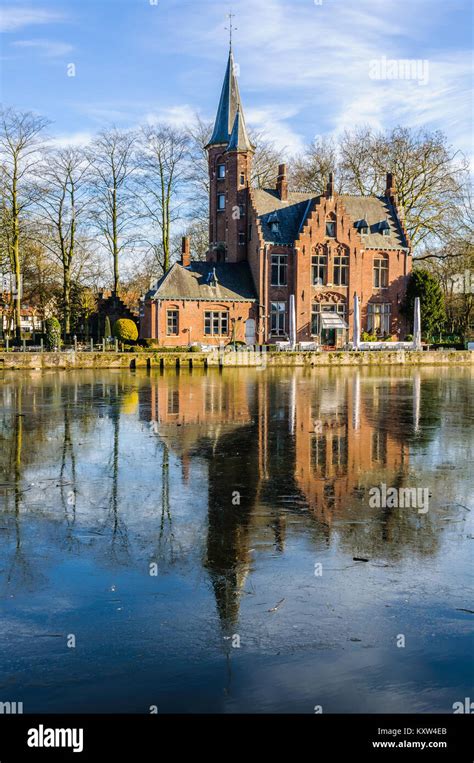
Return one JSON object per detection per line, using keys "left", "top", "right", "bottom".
{"left": 181, "top": 236, "right": 191, "bottom": 268}
{"left": 277, "top": 163, "right": 288, "bottom": 201}
{"left": 326, "top": 171, "right": 334, "bottom": 199}
{"left": 385, "top": 172, "right": 397, "bottom": 200}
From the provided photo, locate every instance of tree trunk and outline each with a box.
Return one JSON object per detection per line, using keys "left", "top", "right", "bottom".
{"left": 63, "top": 265, "right": 71, "bottom": 338}
{"left": 112, "top": 187, "right": 119, "bottom": 295}
{"left": 12, "top": 172, "right": 21, "bottom": 343}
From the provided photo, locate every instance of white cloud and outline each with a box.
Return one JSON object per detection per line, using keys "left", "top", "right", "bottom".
{"left": 12, "top": 39, "right": 73, "bottom": 57}
{"left": 246, "top": 105, "right": 305, "bottom": 155}
{"left": 48, "top": 131, "right": 93, "bottom": 149}
{"left": 167, "top": 0, "right": 472, "bottom": 161}
{"left": 0, "top": 7, "right": 65, "bottom": 32}
{"left": 143, "top": 104, "right": 197, "bottom": 129}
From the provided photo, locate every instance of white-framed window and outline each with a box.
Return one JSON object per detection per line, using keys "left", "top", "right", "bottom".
{"left": 270, "top": 301, "right": 286, "bottom": 335}
{"left": 373, "top": 256, "right": 389, "bottom": 288}
{"left": 166, "top": 309, "right": 178, "bottom": 336}
{"left": 217, "top": 164, "right": 225, "bottom": 179}
{"left": 312, "top": 254, "right": 327, "bottom": 286}
{"left": 367, "top": 303, "right": 391, "bottom": 335}
{"left": 217, "top": 193, "right": 226, "bottom": 210}
{"left": 204, "top": 310, "right": 228, "bottom": 336}
{"left": 271, "top": 254, "right": 287, "bottom": 286}
{"left": 333, "top": 254, "right": 349, "bottom": 286}
{"left": 311, "top": 302, "right": 346, "bottom": 336}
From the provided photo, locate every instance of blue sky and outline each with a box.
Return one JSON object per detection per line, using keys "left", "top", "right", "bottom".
{"left": 0, "top": 0, "right": 472, "bottom": 160}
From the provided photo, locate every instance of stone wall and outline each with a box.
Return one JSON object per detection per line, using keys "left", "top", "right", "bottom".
{"left": 0, "top": 350, "right": 472, "bottom": 371}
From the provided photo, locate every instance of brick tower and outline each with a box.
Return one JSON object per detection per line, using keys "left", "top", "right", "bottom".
{"left": 206, "top": 48, "right": 255, "bottom": 263}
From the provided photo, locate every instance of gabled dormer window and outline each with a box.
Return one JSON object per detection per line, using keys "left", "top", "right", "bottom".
{"left": 268, "top": 211, "right": 279, "bottom": 235}
{"left": 357, "top": 219, "right": 369, "bottom": 235}
{"left": 379, "top": 219, "right": 391, "bottom": 237}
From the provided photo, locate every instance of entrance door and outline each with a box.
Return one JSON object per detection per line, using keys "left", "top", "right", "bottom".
{"left": 321, "top": 328, "right": 336, "bottom": 346}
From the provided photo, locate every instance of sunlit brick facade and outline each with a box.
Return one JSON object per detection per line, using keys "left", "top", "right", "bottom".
{"left": 141, "top": 48, "right": 412, "bottom": 347}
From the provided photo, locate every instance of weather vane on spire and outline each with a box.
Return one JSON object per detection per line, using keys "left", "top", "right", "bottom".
{"left": 225, "top": 11, "right": 237, "bottom": 50}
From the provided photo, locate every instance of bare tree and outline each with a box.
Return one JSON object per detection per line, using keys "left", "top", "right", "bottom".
{"left": 289, "top": 136, "right": 340, "bottom": 194}
{"left": 136, "top": 123, "right": 190, "bottom": 275}
{"left": 359, "top": 127, "right": 468, "bottom": 249}
{"left": 187, "top": 116, "right": 212, "bottom": 217}
{"left": 179, "top": 217, "right": 209, "bottom": 261}
{"left": 290, "top": 126, "right": 469, "bottom": 252}
{"left": 88, "top": 128, "right": 137, "bottom": 295}
{"left": 249, "top": 130, "right": 285, "bottom": 190}
{"left": 37, "top": 147, "right": 90, "bottom": 336}
{"left": 0, "top": 108, "right": 49, "bottom": 339}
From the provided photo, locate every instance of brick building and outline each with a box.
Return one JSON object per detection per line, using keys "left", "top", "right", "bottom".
{"left": 141, "top": 48, "right": 412, "bottom": 347}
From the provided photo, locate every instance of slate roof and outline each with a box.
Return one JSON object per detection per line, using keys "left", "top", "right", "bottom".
{"left": 206, "top": 51, "right": 247, "bottom": 148}
{"left": 252, "top": 189, "right": 409, "bottom": 249}
{"left": 227, "top": 107, "right": 254, "bottom": 153}
{"left": 148, "top": 261, "right": 257, "bottom": 302}
{"left": 339, "top": 195, "right": 408, "bottom": 249}
{"left": 252, "top": 189, "right": 315, "bottom": 244}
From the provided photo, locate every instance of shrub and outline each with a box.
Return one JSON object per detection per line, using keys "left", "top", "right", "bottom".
{"left": 361, "top": 331, "right": 377, "bottom": 342}
{"left": 113, "top": 318, "right": 138, "bottom": 343}
{"left": 190, "top": 344, "right": 202, "bottom": 352}
{"left": 140, "top": 338, "right": 160, "bottom": 348}
{"left": 405, "top": 334, "right": 413, "bottom": 342}
{"left": 45, "top": 317, "right": 61, "bottom": 350}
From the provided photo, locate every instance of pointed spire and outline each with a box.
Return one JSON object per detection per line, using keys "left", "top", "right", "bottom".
{"left": 226, "top": 107, "right": 254, "bottom": 153}
{"left": 206, "top": 50, "right": 248, "bottom": 148}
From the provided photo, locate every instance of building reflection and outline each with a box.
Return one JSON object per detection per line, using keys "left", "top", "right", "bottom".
{"left": 142, "top": 369, "right": 436, "bottom": 631}
{"left": 0, "top": 368, "right": 448, "bottom": 630}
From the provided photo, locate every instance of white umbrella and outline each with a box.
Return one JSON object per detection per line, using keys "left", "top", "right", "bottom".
{"left": 353, "top": 292, "right": 360, "bottom": 350}
{"left": 413, "top": 297, "right": 422, "bottom": 350}
{"left": 289, "top": 294, "right": 296, "bottom": 349}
